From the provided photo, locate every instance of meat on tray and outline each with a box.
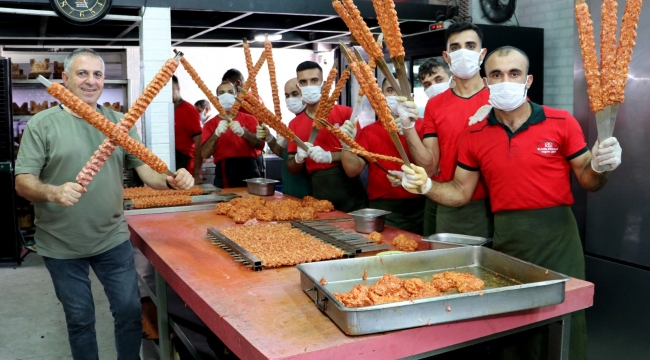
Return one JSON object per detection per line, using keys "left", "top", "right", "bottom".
{"left": 123, "top": 186, "right": 204, "bottom": 199}
{"left": 131, "top": 194, "right": 191, "bottom": 209}
{"left": 392, "top": 234, "right": 418, "bottom": 252}
{"left": 214, "top": 195, "right": 333, "bottom": 224}
{"left": 334, "top": 272, "right": 485, "bottom": 308}
{"left": 219, "top": 223, "right": 345, "bottom": 267}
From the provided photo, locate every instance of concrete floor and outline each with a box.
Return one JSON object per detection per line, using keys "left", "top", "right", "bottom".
{"left": 0, "top": 251, "right": 158, "bottom": 360}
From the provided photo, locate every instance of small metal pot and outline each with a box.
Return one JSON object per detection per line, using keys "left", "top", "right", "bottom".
{"left": 422, "top": 233, "right": 492, "bottom": 250}
{"left": 244, "top": 178, "right": 279, "bottom": 196}
{"left": 347, "top": 208, "right": 391, "bottom": 233}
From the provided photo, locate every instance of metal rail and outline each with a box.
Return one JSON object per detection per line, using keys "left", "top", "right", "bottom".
{"left": 206, "top": 228, "right": 263, "bottom": 271}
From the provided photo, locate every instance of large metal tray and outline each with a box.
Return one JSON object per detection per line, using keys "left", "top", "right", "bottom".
{"left": 296, "top": 247, "right": 569, "bottom": 335}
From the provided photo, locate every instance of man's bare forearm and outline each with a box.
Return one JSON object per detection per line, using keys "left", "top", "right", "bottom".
{"left": 425, "top": 180, "right": 471, "bottom": 208}
{"left": 201, "top": 135, "right": 218, "bottom": 159}
{"left": 287, "top": 155, "right": 304, "bottom": 174}
{"left": 193, "top": 137, "right": 203, "bottom": 176}
{"left": 579, "top": 163, "right": 609, "bottom": 192}
{"left": 242, "top": 130, "right": 262, "bottom": 148}
{"left": 341, "top": 150, "right": 365, "bottom": 177}
{"left": 15, "top": 174, "right": 55, "bottom": 203}
{"left": 404, "top": 128, "right": 436, "bottom": 176}
{"left": 135, "top": 165, "right": 168, "bottom": 190}
{"left": 267, "top": 138, "right": 284, "bottom": 157}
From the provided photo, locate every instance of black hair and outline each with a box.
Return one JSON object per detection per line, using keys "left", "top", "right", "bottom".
{"left": 381, "top": 73, "right": 411, "bottom": 92}
{"left": 172, "top": 75, "right": 178, "bottom": 85}
{"left": 417, "top": 57, "right": 451, "bottom": 82}
{"left": 444, "top": 22, "right": 483, "bottom": 47}
{"left": 296, "top": 61, "right": 323, "bottom": 74}
{"left": 484, "top": 46, "right": 530, "bottom": 73}
{"left": 194, "top": 99, "right": 210, "bottom": 109}
{"left": 222, "top": 69, "right": 244, "bottom": 83}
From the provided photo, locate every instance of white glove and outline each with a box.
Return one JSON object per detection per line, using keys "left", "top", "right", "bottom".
{"left": 229, "top": 121, "right": 245, "bottom": 137}
{"left": 397, "top": 97, "right": 418, "bottom": 130}
{"left": 591, "top": 137, "right": 622, "bottom": 172}
{"left": 468, "top": 104, "right": 493, "bottom": 126}
{"left": 340, "top": 119, "right": 357, "bottom": 147}
{"left": 308, "top": 146, "right": 333, "bottom": 164}
{"left": 276, "top": 134, "right": 288, "bottom": 149}
{"left": 387, "top": 170, "right": 404, "bottom": 187}
{"left": 256, "top": 125, "right": 273, "bottom": 142}
{"left": 295, "top": 142, "right": 312, "bottom": 164}
{"left": 215, "top": 120, "right": 228, "bottom": 136}
{"left": 401, "top": 164, "right": 432, "bottom": 194}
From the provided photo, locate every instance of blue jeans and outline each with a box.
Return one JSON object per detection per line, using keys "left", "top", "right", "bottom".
{"left": 43, "top": 240, "right": 142, "bottom": 360}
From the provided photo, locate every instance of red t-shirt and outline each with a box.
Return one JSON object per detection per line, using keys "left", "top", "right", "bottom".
{"left": 174, "top": 100, "right": 202, "bottom": 157}
{"left": 422, "top": 87, "right": 490, "bottom": 201}
{"left": 201, "top": 113, "right": 260, "bottom": 164}
{"left": 237, "top": 97, "right": 263, "bottom": 156}
{"left": 457, "top": 102, "right": 588, "bottom": 213}
{"left": 355, "top": 120, "right": 426, "bottom": 200}
{"left": 287, "top": 104, "right": 353, "bottom": 173}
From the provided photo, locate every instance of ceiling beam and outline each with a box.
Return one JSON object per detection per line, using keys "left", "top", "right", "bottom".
{"left": 172, "top": 12, "right": 253, "bottom": 46}
{"left": 0, "top": 6, "right": 142, "bottom": 21}
{"left": 227, "top": 15, "right": 336, "bottom": 48}
{"left": 106, "top": 21, "right": 140, "bottom": 46}
{"left": 282, "top": 23, "right": 386, "bottom": 50}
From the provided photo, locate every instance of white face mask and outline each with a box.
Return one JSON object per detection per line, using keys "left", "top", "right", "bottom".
{"left": 424, "top": 77, "right": 453, "bottom": 99}
{"left": 300, "top": 84, "right": 322, "bottom": 105}
{"left": 385, "top": 95, "right": 399, "bottom": 116}
{"left": 448, "top": 49, "right": 484, "bottom": 79}
{"left": 487, "top": 76, "right": 530, "bottom": 112}
{"left": 217, "top": 93, "right": 236, "bottom": 112}
{"left": 285, "top": 97, "right": 306, "bottom": 114}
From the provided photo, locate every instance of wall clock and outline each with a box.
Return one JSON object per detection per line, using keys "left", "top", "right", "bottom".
{"left": 50, "top": 0, "right": 112, "bottom": 26}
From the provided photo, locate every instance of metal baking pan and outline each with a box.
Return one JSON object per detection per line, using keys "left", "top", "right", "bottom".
{"left": 297, "top": 247, "right": 569, "bottom": 335}
{"left": 423, "top": 233, "right": 492, "bottom": 248}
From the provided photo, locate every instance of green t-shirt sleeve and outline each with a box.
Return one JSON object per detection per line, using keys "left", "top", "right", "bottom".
{"left": 125, "top": 125, "right": 146, "bottom": 170}
{"left": 15, "top": 119, "right": 47, "bottom": 177}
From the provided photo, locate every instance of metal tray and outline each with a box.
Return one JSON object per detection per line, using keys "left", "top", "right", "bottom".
{"left": 423, "top": 233, "right": 492, "bottom": 248}
{"left": 297, "top": 247, "right": 569, "bottom": 335}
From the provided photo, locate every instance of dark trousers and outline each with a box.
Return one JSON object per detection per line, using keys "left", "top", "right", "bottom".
{"left": 42, "top": 241, "right": 142, "bottom": 360}
{"left": 214, "top": 157, "right": 261, "bottom": 188}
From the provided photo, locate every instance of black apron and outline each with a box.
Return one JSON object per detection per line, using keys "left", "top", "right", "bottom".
{"left": 423, "top": 198, "right": 438, "bottom": 236}
{"left": 213, "top": 157, "right": 261, "bottom": 189}
{"left": 490, "top": 206, "right": 587, "bottom": 360}
{"left": 311, "top": 166, "right": 367, "bottom": 213}
{"left": 369, "top": 197, "right": 425, "bottom": 235}
{"left": 436, "top": 198, "right": 494, "bottom": 238}
{"left": 175, "top": 149, "right": 191, "bottom": 172}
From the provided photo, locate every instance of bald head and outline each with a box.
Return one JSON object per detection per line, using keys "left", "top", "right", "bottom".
{"left": 484, "top": 46, "right": 530, "bottom": 75}
{"left": 284, "top": 78, "right": 301, "bottom": 99}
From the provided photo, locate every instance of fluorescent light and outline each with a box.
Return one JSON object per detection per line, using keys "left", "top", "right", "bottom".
{"left": 254, "top": 34, "right": 282, "bottom": 42}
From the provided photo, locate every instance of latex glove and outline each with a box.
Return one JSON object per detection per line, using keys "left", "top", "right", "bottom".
{"left": 215, "top": 120, "right": 228, "bottom": 136}
{"left": 256, "top": 125, "right": 273, "bottom": 142}
{"left": 295, "top": 142, "right": 312, "bottom": 164}
{"left": 308, "top": 146, "right": 333, "bottom": 164}
{"left": 397, "top": 97, "right": 418, "bottom": 130}
{"left": 468, "top": 104, "right": 493, "bottom": 126}
{"left": 340, "top": 119, "right": 357, "bottom": 147}
{"left": 229, "top": 121, "right": 245, "bottom": 137}
{"left": 387, "top": 170, "right": 404, "bottom": 187}
{"left": 591, "top": 137, "right": 622, "bottom": 172}
{"left": 276, "top": 134, "right": 288, "bottom": 148}
{"left": 401, "top": 164, "right": 432, "bottom": 194}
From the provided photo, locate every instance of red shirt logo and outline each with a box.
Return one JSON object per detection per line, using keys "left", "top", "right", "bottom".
{"left": 537, "top": 140, "right": 560, "bottom": 156}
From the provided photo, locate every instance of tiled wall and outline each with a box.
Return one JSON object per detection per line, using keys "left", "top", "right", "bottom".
{"left": 517, "top": 0, "right": 575, "bottom": 113}
{"left": 139, "top": 7, "right": 174, "bottom": 169}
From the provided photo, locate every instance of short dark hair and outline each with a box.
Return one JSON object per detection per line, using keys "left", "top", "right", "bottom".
{"left": 172, "top": 75, "right": 178, "bottom": 85}
{"left": 484, "top": 46, "right": 530, "bottom": 74}
{"left": 418, "top": 57, "right": 451, "bottom": 82}
{"left": 296, "top": 61, "right": 322, "bottom": 74}
{"left": 194, "top": 99, "right": 209, "bottom": 109}
{"left": 222, "top": 69, "right": 244, "bottom": 83}
{"left": 445, "top": 22, "right": 483, "bottom": 47}
{"left": 381, "top": 73, "right": 411, "bottom": 92}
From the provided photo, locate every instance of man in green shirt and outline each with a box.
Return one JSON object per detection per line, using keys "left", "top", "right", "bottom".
{"left": 15, "top": 48, "right": 193, "bottom": 359}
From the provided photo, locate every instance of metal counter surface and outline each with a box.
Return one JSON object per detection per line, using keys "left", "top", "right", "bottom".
{"left": 127, "top": 188, "right": 594, "bottom": 360}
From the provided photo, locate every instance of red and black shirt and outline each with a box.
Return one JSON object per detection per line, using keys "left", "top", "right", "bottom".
{"left": 457, "top": 102, "right": 588, "bottom": 212}
{"left": 422, "top": 88, "right": 490, "bottom": 201}
{"left": 355, "top": 120, "right": 426, "bottom": 200}
{"left": 201, "top": 112, "right": 260, "bottom": 164}
{"left": 287, "top": 104, "right": 353, "bottom": 173}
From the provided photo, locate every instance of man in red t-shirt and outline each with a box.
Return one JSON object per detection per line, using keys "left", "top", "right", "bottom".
{"left": 173, "top": 75, "right": 203, "bottom": 184}
{"left": 400, "top": 46, "right": 622, "bottom": 360}
{"left": 286, "top": 61, "right": 367, "bottom": 211}
{"left": 201, "top": 82, "right": 263, "bottom": 188}
{"left": 399, "top": 22, "right": 492, "bottom": 237}
{"left": 341, "top": 77, "right": 425, "bottom": 234}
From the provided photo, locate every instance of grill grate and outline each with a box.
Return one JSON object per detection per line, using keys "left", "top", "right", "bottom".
{"left": 295, "top": 219, "right": 391, "bottom": 253}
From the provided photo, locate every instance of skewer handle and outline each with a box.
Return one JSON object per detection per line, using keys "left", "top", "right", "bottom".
{"left": 294, "top": 136, "right": 310, "bottom": 151}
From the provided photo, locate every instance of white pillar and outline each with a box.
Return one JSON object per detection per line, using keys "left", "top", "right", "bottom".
{"left": 139, "top": 6, "right": 174, "bottom": 169}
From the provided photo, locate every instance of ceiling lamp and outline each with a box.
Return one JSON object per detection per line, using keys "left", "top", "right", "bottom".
{"left": 254, "top": 34, "right": 282, "bottom": 42}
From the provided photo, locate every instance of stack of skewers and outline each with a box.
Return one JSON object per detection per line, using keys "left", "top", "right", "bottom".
{"left": 575, "top": 0, "right": 642, "bottom": 170}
